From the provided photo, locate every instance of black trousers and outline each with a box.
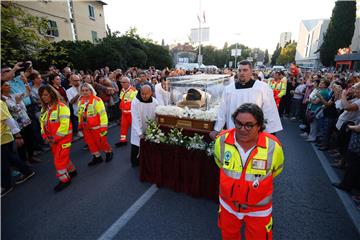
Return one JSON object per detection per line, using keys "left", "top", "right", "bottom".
{"left": 1, "top": 141, "right": 33, "bottom": 188}
{"left": 18, "top": 124, "right": 34, "bottom": 161}
{"left": 341, "top": 151, "right": 360, "bottom": 191}
{"left": 130, "top": 144, "right": 140, "bottom": 167}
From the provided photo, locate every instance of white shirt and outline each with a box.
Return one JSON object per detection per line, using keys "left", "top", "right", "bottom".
{"left": 154, "top": 83, "right": 170, "bottom": 106}
{"left": 214, "top": 80, "right": 283, "bottom": 133}
{"left": 293, "top": 84, "right": 306, "bottom": 100}
{"left": 130, "top": 97, "right": 159, "bottom": 146}
{"left": 66, "top": 86, "right": 80, "bottom": 117}
{"left": 234, "top": 133, "right": 256, "bottom": 167}
{"left": 336, "top": 98, "right": 360, "bottom": 130}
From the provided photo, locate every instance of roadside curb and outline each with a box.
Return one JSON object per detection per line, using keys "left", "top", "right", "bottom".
{"left": 311, "top": 143, "right": 360, "bottom": 236}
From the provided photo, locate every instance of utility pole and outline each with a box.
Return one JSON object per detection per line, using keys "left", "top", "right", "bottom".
{"left": 234, "top": 33, "right": 241, "bottom": 69}
{"left": 198, "top": 0, "right": 202, "bottom": 66}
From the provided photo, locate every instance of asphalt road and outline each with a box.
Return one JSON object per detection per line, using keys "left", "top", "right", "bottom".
{"left": 2, "top": 119, "right": 360, "bottom": 240}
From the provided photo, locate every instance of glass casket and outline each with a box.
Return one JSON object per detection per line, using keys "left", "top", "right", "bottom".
{"left": 155, "top": 74, "right": 231, "bottom": 132}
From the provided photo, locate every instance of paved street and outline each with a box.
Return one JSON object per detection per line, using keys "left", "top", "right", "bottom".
{"left": 2, "top": 119, "right": 360, "bottom": 240}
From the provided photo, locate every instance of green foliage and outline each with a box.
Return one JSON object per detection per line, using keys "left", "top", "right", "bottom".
{"left": 36, "top": 27, "right": 172, "bottom": 71}
{"left": 319, "top": 0, "right": 356, "bottom": 67}
{"left": 264, "top": 49, "right": 269, "bottom": 65}
{"left": 276, "top": 42, "right": 297, "bottom": 65}
{"left": 271, "top": 44, "right": 281, "bottom": 66}
{"left": 1, "top": 3, "right": 49, "bottom": 65}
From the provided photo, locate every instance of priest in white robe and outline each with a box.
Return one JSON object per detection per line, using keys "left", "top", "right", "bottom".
{"left": 154, "top": 78, "right": 170, "bottom": 106}
{"left": 130, "top": 85, "right": 159, "bottom": 167}
{"left": 210, "top": 60, "right": 282, "bottom": 139}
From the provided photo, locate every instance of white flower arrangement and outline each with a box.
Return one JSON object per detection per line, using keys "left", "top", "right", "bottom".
{"left": 145, "top": 119, "right": 167, "bottom": 144}
{"left": 145, "top": 118, "right": 215, "bottom": 154}
{"left": 206, "top": 141, "right": 215, "bottom": 156}
{"left": 167, "top": 128, "right": 187, "bottom": 146}
{"left": 155, "top": 105, "right": 218, "bottom": 121}
{"left": 186, "top": 133, "right": 207, "bottom": 150}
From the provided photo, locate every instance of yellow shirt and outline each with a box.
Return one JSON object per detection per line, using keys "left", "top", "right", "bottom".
{"left": 1, "top": 100, "right": 14, "bottom": 145}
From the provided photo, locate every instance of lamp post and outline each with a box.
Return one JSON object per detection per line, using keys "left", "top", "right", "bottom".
{"left": 234, "top": 33, "right": 241, "bottom": 69}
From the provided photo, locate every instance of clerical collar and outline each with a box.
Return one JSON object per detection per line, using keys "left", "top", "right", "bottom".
{"left": 235, "top": 79, "right": 256, "bottom": 89}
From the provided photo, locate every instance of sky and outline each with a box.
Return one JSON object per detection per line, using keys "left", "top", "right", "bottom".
{"left": 104, "top": 0, "right": 337, "bottom": 53}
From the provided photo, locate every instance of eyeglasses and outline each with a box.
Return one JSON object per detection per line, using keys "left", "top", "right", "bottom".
{"left": 120, "top": 81, "right": 128, "bottom": 84}
{"left": 234, "top": 121, "right": 258, "bottom": 130}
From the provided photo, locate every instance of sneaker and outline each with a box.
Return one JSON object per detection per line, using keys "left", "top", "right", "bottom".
{"left": 1, "top": 186, "right": 14, "bottom": 197}
{"left": 88, "top": 156, "right": 103, "bottom": 166}
{"left": 54, "top": 180, "right": 71, "bottom": 192}
{"left": 299, "top": 124, "right": 306, "bottom": 130}
{"left": 15, "top": 171, "right": 35, "bottom": 185}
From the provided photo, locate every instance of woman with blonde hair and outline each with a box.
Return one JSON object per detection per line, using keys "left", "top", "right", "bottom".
{"left": 78, "top": 83, "right": 113, "bottom": 166}
{"left": 39, "top": 85, "right": 76, "bottom": 192}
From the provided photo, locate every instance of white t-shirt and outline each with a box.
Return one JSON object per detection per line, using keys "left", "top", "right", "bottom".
{"left": 293, "top": 84, "right": 306, "bottom": 100}
{"left": 336, "top": 98, "right": 360, "bottom": 130}
{"left": 66, "top": 86, "right": 80, "bottom": 117}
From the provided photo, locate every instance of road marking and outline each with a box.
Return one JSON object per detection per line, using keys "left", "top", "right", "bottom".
{"left": 311, "top": 143, "right": 360, "bottom": 235}
{"left": 97, "top": 184, "right": 158, "bottom": 240}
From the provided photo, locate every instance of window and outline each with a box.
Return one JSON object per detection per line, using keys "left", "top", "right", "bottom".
{"left": 46, "top": 20, "right": 59, "bottom": 37}
{"left": 91, "top": 31, "right": 98, "bottom": 43}
{"left": 88, "top": 5, "right": 95, "bottom": 19}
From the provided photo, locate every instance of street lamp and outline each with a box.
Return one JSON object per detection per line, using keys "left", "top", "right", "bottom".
{"left": 234, "top": 33, "right": 241, "bottom": 69}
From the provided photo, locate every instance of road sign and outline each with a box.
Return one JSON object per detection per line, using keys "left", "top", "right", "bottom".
{"left": 231, "top": 49, "right": 241, "bottom": 57}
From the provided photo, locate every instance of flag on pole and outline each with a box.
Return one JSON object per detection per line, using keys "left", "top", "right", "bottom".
{"left": 197, "top": 14, "right": 201, "bottom": 23}
{"left": 203, "top": 11, "right": 206, "bottom": 23}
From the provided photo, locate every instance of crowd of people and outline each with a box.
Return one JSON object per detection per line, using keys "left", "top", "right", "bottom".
{"left": 1, "top": 61, "right": 359, "bottom": 213}
{"left": 260, "top": 66, "right": 360, "bottom": 209}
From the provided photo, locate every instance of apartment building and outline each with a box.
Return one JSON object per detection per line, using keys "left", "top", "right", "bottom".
{"left": 279, "top": 32, "right": 292, "bottom": 48}
{"left": 14, "top": 0, "right": 107, "bottom": 43}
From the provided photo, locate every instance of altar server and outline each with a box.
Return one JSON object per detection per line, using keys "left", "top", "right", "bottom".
{"left": 210, "top": 60, "right": 282, "bottom": 139}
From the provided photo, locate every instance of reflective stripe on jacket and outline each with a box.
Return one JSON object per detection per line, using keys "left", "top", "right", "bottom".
{"left": 40, "top": 101, "right": 72, "bottom": 143}
{"left": 78, "top": 95, "right": 108, "bottom": 131}
{"left": 214, "top": 129, "right": 284, "bottom": 214}
{"left": 268, "top": 79, "right": 287, "bottom": 99}
{"left": 119, "top": 87, "right": 137, "bottom": 111}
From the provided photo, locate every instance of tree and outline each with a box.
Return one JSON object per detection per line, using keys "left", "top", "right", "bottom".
{"left": 263, "top": 49, "right": 269, "bottom": 65}
{"left": 271, "top": 43, "right": 281, "bottom": 66}
{"left": 277, "top": 42, "right": 297, "bottom": 65}
{"left": 319, "top": 0, "right": 356, "bottom": 67}
{"left": 1, "top": 2, "right": 49, "bottom": 65}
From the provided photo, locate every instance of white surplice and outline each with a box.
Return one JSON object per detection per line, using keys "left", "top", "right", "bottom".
{"left": 214, "top": 80, "right": 283, "bottom": 133}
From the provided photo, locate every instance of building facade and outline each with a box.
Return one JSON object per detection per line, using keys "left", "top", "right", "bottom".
{"left": 296, "top": 0, "right": 360, "bottom": 69}
{"left": 295, "top": 19, "right": 330, "bottom": 69}
{"left": 14, "top": 0, "right": 107, "bottom": 43}
{"left": 279, "top": 32, "right": 292, "bottom": 48}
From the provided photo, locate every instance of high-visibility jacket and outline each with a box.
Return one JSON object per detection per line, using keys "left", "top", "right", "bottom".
{"left": 268, "top": 78, "right": 287, "bottom": 99}
{"left": 78, "top": 95, "right": 108, "bottom": 132}
{"left": 214, "top": 129, "right": 284, "bottom": 214}
{"left": 119, "top": 86, "right": 137, "bottom": 112}
{"left": 40, "top": 101, "right": 72, "bottom": 144}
